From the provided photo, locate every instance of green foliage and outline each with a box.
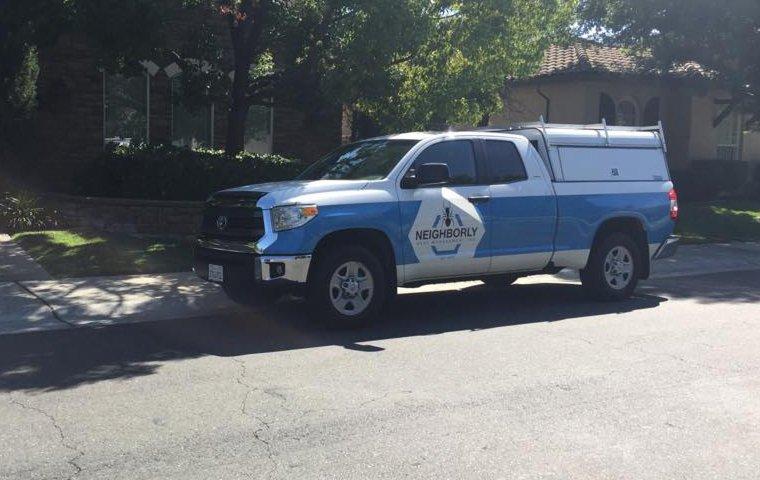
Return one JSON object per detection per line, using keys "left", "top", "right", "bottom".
{"left": 76, "top": 144, "right": 304, "bottom": 201}
{"left": 0, "top": 191, "right": 57, "bottom": 234}
{"left": 0, "top": 0, "right": 173, "bottom": 127}
{"left": 579, "top": 0, "right": 760, "bottom": 125}
{"left": 366, "top": 0, "right": 578, "bottom": 130}
{"left": 180, "top": 0, "right": 576, "bottom": 134}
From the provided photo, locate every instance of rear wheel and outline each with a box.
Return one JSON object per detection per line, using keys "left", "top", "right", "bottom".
{"left": 307, "top": 245, "right": 387, "bottom": 328}
{"left": 481, "top": 274, "right": 520, "bottom": 288}
{"left": 581, "top": 232, "right": 640, "bottom": 300}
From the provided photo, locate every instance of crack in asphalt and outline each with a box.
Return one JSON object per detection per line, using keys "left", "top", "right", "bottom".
{"left": 9, "top": 397, "right": 84, "bottom": 480}
{"left": 231, "top": 358, "right": 278, "bottom": 479}
{"left": 557, "top": 331, "right": 739, "bottom": 376}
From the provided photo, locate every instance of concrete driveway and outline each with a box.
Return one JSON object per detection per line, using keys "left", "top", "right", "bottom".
{"left": 1, "top": 255, "right": 760, "bottom": 479}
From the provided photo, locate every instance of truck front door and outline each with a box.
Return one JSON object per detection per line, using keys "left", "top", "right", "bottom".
{"left": 398, "top": 139, "right": 492, "bottom": 282}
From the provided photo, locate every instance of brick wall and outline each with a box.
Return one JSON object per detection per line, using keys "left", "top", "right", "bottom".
{"left": 43, "top": 194, "right": 204, "bottom": 235}
{"left": 35, "top": 34, "right": 104, "bottom": 178}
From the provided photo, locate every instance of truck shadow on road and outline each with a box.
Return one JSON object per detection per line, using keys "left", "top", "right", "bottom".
{"left": 0, "top": 282, "right": 669, "bottom": 393}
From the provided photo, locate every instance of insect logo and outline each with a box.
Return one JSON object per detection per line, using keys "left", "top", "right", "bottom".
{"left": 443, "top": 206, "right": 453, "bottom": 227}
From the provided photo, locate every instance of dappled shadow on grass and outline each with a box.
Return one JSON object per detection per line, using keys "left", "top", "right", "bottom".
{"left": 13, "top": 230, "right": 193, "bottom": 278}
{"left": 0, "top": 281, "right": 666, "bottom": 393}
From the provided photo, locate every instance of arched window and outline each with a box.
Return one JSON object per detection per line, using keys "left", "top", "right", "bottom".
{"left": 617, "top": 99, "right": 638, "bottom": 126}
{"left": 643, "top": 97, "right": 661, "bottom": 125}
{"left": 599, "top": 93, "right": 616, "bottom": 125}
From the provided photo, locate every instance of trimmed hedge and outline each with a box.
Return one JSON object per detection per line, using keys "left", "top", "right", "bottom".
{"left": 672, "top": 160, "right": 758, "bottom": 202}
{"left": 76, "top": 145, "right": 304, "bottom": 201}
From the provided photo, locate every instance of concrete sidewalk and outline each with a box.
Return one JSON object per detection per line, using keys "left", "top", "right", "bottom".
{"left": 0, "top": 272, "right": 252, "bottom": 335}
{"left": 1, "top": 241, "right": 760, "bottom": 336}
{"left": 0, "top": 234, "right": 50, "bottom": 282}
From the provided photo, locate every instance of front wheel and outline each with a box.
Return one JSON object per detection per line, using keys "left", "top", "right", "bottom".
{"left": 307, "top": 245, "right": 387, "bottom": 328}
{"left": 581, "top": 233, "right": 641, "bottom": 301}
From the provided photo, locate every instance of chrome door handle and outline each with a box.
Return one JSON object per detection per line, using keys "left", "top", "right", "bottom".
{"left": 467, "top": 196, "right": 491, "bottom": 204}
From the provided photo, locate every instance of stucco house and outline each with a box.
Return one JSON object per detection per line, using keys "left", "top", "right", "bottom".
{"left": 491, "top": 41, "right": 759, "bottom": 187}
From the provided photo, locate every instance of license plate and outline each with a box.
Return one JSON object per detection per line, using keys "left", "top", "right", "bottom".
{"left": 208, "top": 264, "right": 224, "bottom": 283}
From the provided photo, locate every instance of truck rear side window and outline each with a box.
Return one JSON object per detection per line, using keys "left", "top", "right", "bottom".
{"left": 484, "top": 140, "right": 528, "bottom": 184}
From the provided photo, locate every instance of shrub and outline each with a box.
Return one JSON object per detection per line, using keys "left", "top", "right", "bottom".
{"left": 76, "top": 144, "right": 304, "bottom": 201}
{"left": 0, "top": 191, "right": 57, "bottom": 234}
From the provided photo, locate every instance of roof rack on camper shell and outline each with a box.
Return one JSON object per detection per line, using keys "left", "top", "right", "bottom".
{"left": 483, "top": 117, "right": 668, "bottom": 152}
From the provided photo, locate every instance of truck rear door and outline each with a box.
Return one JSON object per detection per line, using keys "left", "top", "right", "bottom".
{"left": 483, "top": 139, "right": 557, "bottom": 273}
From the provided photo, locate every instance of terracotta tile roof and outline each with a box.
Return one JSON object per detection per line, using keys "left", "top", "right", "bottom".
{"left": 531, "top": 41, "right": 709, "bottom": 79}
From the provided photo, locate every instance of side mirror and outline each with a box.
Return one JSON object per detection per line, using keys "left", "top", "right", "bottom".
{"left": 416, "top": 163, "right": 450, "bottom": 186}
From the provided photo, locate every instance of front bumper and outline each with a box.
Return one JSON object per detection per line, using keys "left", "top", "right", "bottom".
{"left": 194, "top": 238, "right": 311, "bottom": 286}
{"left": 653, "top": 235, "right": 680, "bottom": 260}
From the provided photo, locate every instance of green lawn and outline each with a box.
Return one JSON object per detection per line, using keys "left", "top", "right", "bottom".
{"left": 13, "top": 230, "right": 193, "bottom": 278}
{"left": 676, "top": 200, "right": 760, "bottom": 244}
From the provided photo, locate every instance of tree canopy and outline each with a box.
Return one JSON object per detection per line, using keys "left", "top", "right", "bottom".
{"left": 178, "top": 0, "right": 576, "bottom": 151}
{"left": 0, "top": 0, "right": 171, "bottom": 128}
{"left": 2, "top": 0, "right": 576, "bottom": 153}
{"left": 579, "top": 0, "right": 760, "bottom": 126}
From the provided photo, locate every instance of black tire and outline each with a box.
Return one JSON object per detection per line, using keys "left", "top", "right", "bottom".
{"left": 307, "top": 245, "right": 387, "bottom": 328}
{"left": 481, "top": 274, "right": 520, "bottom": 288}
{"left": 581, "top": 232, "right": 641, "bottom": 301}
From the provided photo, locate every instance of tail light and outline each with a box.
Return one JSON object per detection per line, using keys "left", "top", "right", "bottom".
{"left": 668, "top": 188, "right": 679, "bottom": 221}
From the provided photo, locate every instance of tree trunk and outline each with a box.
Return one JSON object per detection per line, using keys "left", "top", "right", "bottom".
{"left": 222, "top": 2, "right": 269, "bottom": 155}
{"left": 225, "top": 60, "right": 252, "bottom": 155}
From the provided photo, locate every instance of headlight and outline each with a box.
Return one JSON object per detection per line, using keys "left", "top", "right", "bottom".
{"left": 271, "top": 204, "right": 319, "bottom": 232}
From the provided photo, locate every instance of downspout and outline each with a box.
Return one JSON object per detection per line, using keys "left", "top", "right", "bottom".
{"left": 537, "top": 87, "right": 551, "bottom": 123}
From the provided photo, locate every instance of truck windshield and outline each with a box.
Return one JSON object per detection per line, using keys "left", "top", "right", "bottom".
{"left": 298, "top": 140, "right": 418, "bottom": 181}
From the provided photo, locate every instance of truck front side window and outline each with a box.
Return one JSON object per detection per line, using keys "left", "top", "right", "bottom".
{"left": 411, "top": 140, "right": 477, "bottom": 186}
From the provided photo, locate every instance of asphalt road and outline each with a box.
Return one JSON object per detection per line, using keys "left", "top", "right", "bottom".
{"left": 2, "top": 269, "right": 760, "bottom": 480}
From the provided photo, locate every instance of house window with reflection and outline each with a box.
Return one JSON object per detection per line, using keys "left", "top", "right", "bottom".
{"left": 244, "top": 105, "right": 273, "bottom": 154}
{"left": 616, "top": 100, "right": 638, "bottom": 126}
{"left": 716, "top": 110, "right": 742, "bottom": 161}
{"left": 171, "top": 78, "right": 214, "bottom": 149}
{"left": 643, "top": 98, "right": 660, "bottom": 125}
{"left": 104, "top": 73, "right": 148, "bottom": 147}
{"left": 599, "top": 93, "right": 616, "bottom": 125}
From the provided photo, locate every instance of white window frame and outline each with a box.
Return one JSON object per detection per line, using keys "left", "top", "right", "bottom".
{"left": 715, "top": 110, "right": 743, "bottom": 162}
{"left": 243, "top": 105, "right": 275, "bottom": 155}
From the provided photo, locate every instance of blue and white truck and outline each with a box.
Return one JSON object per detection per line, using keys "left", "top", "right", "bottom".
{"left": 195, "top": 122, "right": 679, "bottom": 326}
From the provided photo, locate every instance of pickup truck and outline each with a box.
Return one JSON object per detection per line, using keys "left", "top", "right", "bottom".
{"left": 194, "top": 122, "right": 679, "bottom": 327}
